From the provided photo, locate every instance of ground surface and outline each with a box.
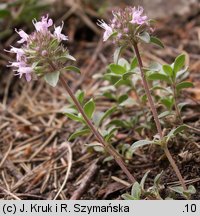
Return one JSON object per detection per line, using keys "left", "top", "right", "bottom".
{"left": 0, "top": 1, "right": 200, "bottom": 200}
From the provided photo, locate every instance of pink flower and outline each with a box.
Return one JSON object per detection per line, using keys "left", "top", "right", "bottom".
{"left": 14, "top": 66, "right": 33, "bottom": 82}
{"left": 25, "top": 73, "right": 32, "bottom": 82}
{"left": 97, "top": 20, "right": 113, "bottom": 41}
{"left": 130, "top": 7, "right": 147, "bottom": 25}
{"left": 8, "top": 61, "right": 26, "bottom": 68}
{"left": 54, "top": 22, "right": 68, "bottom": 41}
{"left": 7, "top": 14, "right": 74, "bottom": 84}
{"left": 33, "top": 14, "right": 53, "bottom": 32}
{"left": 15, "top": 29, "right": 29, "bottom": 43}
{"left": 9, "top": 46, "right": 25, "bottom": 61}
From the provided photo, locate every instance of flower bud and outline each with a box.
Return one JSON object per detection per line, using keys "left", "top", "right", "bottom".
{"left": 41, "top": 50, "right": 48, "bottom": 56}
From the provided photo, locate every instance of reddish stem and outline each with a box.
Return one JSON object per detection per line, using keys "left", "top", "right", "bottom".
{"left": 133, "top": 43, "right": 186, "bottom": 190}
{"left": 60, "top": 75, "right": 135, "bottom": 183}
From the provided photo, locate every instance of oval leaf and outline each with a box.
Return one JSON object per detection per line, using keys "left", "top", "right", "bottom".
{"left": 66, "top": 54, "right": 76, "bottom": 61}
{"left": 163, "top": 64, "right": 173, "bottom": 77}
{"left": 176, "top": 81, "right": 194, "bottom": 92}
{"left": 44, "top": 71, "right": 60, "bottom": 87}
{"left": 131, "top": 57, "right": 138, "bottom": 69}
{"left": 150, "top": 36, "right": 164, "bottom": 48}
{"left": 98, "top": 106, "right": 117, "bottom": 126}
{"left": 140, "top": 170, "right": 150, "bottom": 190}
{"left": 65, "top": 112, "right": 84, "bottom": 123}
{"left": 65, "top": 66, "right": 80, "bottom": 74}
{"left": 138, "top": 32, "right": 150, "bottom": 43}
{"left": 174, "top": 54, "right": 185, "bottom": 74}
{"left": 122, "top": 71, "right": 136, "bottom": 80}
{"left": 131, "top": 182, "right": 142, "bottom": 200}
{"left": 109, "top": 64, "right": 126, "bottom": 74}
{"left": 131, "top": 140, "right": 154, "bottom": 151}
{"left": 148, "top": 73, "right": 170, "bottom": 83}
{"left": 167, "top": 125, "right": 187, "bottom": 140}
{"left": 114, "top": 46, "right": 124, "bottom": 64}
{"left": 69, "top": 128, "right": 91, "bottom": 141}
{"left": 158, "top": 111, "right": 172, "bottom": 119}
{"left": 83, "top": 99, "right": 95, "bottom": 119}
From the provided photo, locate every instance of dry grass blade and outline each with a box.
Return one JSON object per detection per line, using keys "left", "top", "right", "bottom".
{"left": 0, "top": 186, "right": 21, "bottom": 200}
{"left": 53, "top": 142, "right": 72, "bottom": 200}
{"left": 29, "top": 130, "right": 58, "bottom": 160}
{"left": 0, "top": 141, "right": 13, "bottom": 168}
{"left": 70, "top": 159, "right": 100, "bottom": 200}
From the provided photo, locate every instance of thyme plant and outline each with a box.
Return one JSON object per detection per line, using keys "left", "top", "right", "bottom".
{"left": 7, "top": 6, "right": 195, "bottom": 198}
{"left": 97, "top": 6, "right": 192, "bottom": 190}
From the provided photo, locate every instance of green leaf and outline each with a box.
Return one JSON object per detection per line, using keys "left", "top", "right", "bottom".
{"left": 178, "top": 102, "right": 188, "bottom": 111}
{"left": 118, "top": 58, "right": 130, "bottom": 69}
{"left": 122, "top": 71, "right": 136, "bottom": 80}
{"left": 109, "top": 119, "right": 130, "bottom": 128}
{"left": 44, "top": 71, "right": 60, "bottom": 87}
{"left": 83, "top": 99, "right": 95, "bottom": 119}
{"left": 187, "top": 185, "right": 196, "bottom": 194}
{"left": 167, "top": 125, "right": 187, "bottom": 140}
{"left": 158, "top": 111, "right": 172, "bottom": 119}
{"left": 148, "top": 73, "right": 171, "bottom": 83}
{"left": 140, "top": 170, "right": 150, "bottom": 190}
{"left": 103, "top": 156, "right": 114, "bottom": 163}
{"left": 170, "top": 187, "right": 184, "bottom": 195}
{"left": 121, "top": 194, "right": 135, "bottom": 200}
{"left": 170, "top": 185, "right": 196, "bottom": 198}
{"left": 118, "top": 94, "right": 128, "bottom": 104}
{"left": 160, "top": 97, "right": 174, "bottom": 110}
{"left": 176, "top": 81, "right": 194, "bottom": 92}
{"left": 163, "top": 64, "right": 173, "bottom": 77}
{"left": 98, "top": 106, "right": 117, "bottom": 126}
{"left": 65, "top": 66, "right": 80, "bottom": 74}
{"left": 109, "top": 64, "right": 127, "bottom": 74}
{"left": 138, "top": 32, "right": 150, "bottom": 43}
{"left": 154, "top": 171, "right": 163, "bottom": 186}
{"left": 65, "top": 112, "right": 84, "bottom": 123}
{"left": 114, "top": 46, "right": 124, "bottom": 64}
{"left": 114, "top": 78, "right": 132, "bottom": 87}
{"left": 131, "top": 57, "right": 138, "bottom": 69}
{"left": 62, "top": 107, "right": 77, "bottom": 114}
{"left": 131, "top": 140, "right": 154, "bottom": 152}
{"left": 75, "top": 90, "right": 85, "bottom": 104}
{"left": 172, "top": 125, "right": 188, "bottom": 136}
{"left": 131, "top": 182, "right": 142, "bottom": 200}
{"left": 66, "top": 54, "right": 76, "bottom": 61}
{"left": 150, "top": 36, "right": 164, "bottom": 48}
{"left": 104, "top": 127, "right": 118, "bottom": 142}
{"left": 174, "top": 54, "right": 185, "bottom": 74}
{"left": 69, "top": 128, "right": 91, "bottom": 141}
{"left": 87, "top": 142, "right": 104, "bottom": 153}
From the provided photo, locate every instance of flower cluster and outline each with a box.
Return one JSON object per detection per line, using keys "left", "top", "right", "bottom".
{"left": 7, "top": 15, "right": 71, "bottom": 82}
{"left": 97, "top": 6, "right": 152, "bottom": 45}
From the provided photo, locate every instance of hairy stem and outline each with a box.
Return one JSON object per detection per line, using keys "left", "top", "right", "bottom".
{"left": 173, "top": 84, "right": 182, "bottom": 123}
{"left": 133, "top": 43, "right": 186, "bottom": 190}
{"left": 164, "top": 146, "right": 186, "bottom": 190}
{"left": 60, "top": 75, "right": 135, "bottom": 183}
{"left": 133, "top": 43, "right": 163, "bottom": 138}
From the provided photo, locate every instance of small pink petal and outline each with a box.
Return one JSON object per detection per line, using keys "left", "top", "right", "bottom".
{"left": 25, "top": 73, "right": 32, "bottom": 82}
